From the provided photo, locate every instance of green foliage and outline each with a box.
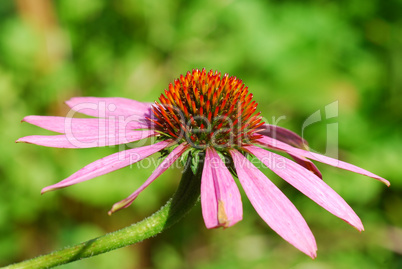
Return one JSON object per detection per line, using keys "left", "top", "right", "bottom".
{"left": 1, "top": 0, "right": 401, "bottom": 268}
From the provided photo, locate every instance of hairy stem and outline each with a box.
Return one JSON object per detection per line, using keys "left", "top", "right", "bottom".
{"left": 4, "top": 159, "right": 201, "bottom": 269}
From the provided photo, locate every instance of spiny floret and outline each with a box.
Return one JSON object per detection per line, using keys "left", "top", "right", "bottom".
{"left": 149, "top": 68, "right": 264, "bottom": 149}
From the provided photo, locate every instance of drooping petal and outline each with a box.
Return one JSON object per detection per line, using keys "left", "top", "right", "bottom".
{"left": 41, "top": 140, "right": 173, "bottom": 193}
{"left": 230, "top": 150, "right": 317, "bottom": 258}
{"left": 246, "top": 145, "right": 364, "bottom": 231}
{"left": 258, "top": 124, "right": 308, "bottom": 149}
{"left": 288, "top": 154, "right": 322, "bottom": 179}
{"left": 257, "top": 124, "right": 323, "bottom": 178}
{"left": 16, "top": 129, "right": 156, "bottom": 148}
{"left": 65, "top": 97, "right": 153, "bottom": 118}
{"left": 201, "top": 148, "right": 242, "bottom": 229}
{"left": 108, "top": 143, "right": 189, "bottom": 215}
{"left": 256, "top": 136, "right": 390, "bottom": 186}
{"left": 22, "top": 116, "right": 151, "bottom": 134}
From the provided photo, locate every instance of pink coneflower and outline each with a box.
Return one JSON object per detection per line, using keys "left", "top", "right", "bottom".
{"left": 17, "top": 69, "right": 389, "bottom": 258}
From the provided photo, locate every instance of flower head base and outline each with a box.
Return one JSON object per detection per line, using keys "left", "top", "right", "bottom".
{"left": 17, "top": 69, "right": 390, "bottom": 258}
{"left": 151, "top": 69, "right": 264, "bottom": 150}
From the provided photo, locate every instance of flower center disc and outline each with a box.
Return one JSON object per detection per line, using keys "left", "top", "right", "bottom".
{"left": 150, "top": 69, "right": 264, "bottom": 149}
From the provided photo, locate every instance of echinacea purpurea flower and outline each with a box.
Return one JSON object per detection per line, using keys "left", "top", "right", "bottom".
{"left": 17, "top": 68, "right": 390, "bottom": 258}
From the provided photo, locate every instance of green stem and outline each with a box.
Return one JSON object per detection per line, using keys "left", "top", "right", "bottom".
{"left": 3, "top": 160, "right": 201, "bottom": 269}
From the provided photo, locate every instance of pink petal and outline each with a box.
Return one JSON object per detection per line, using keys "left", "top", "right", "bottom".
{"left": 108, "top": 143, "right": 189, "bottom": 215}
{"left": 256, "top": 136, "right": 390, "bottom": 186}
{"left": 258, "top": 124, "right": 308, "bottom": 149}
{"left": 41, "top": 140, "right": 173, "bottom": 193}
{"left": 257, "top": 125, "right": 322, "bottom": 178}
{"left": 16, "top": 129, "right": 156, "bottom": 148}
{"left": 22, "top": 116, "right": 151, "bottom": 134}
{"left": 289, "top": 154, "right": 322, "bottom": 179}
{"left": 246, "top": 145, "right": 364, "bottom": 231}
{"left": 230, "top": 150, "right": 317, "bottom": 258}
{"left": 201, "top": 148, "right": 243, "bottom": 229}
{"left": 65, "top": 97, "right": 153, "bottom": 118}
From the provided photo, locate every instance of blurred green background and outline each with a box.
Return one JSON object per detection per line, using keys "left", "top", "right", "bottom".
{"left": 1, "top": 0, "right": 401, "bottom": 268}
